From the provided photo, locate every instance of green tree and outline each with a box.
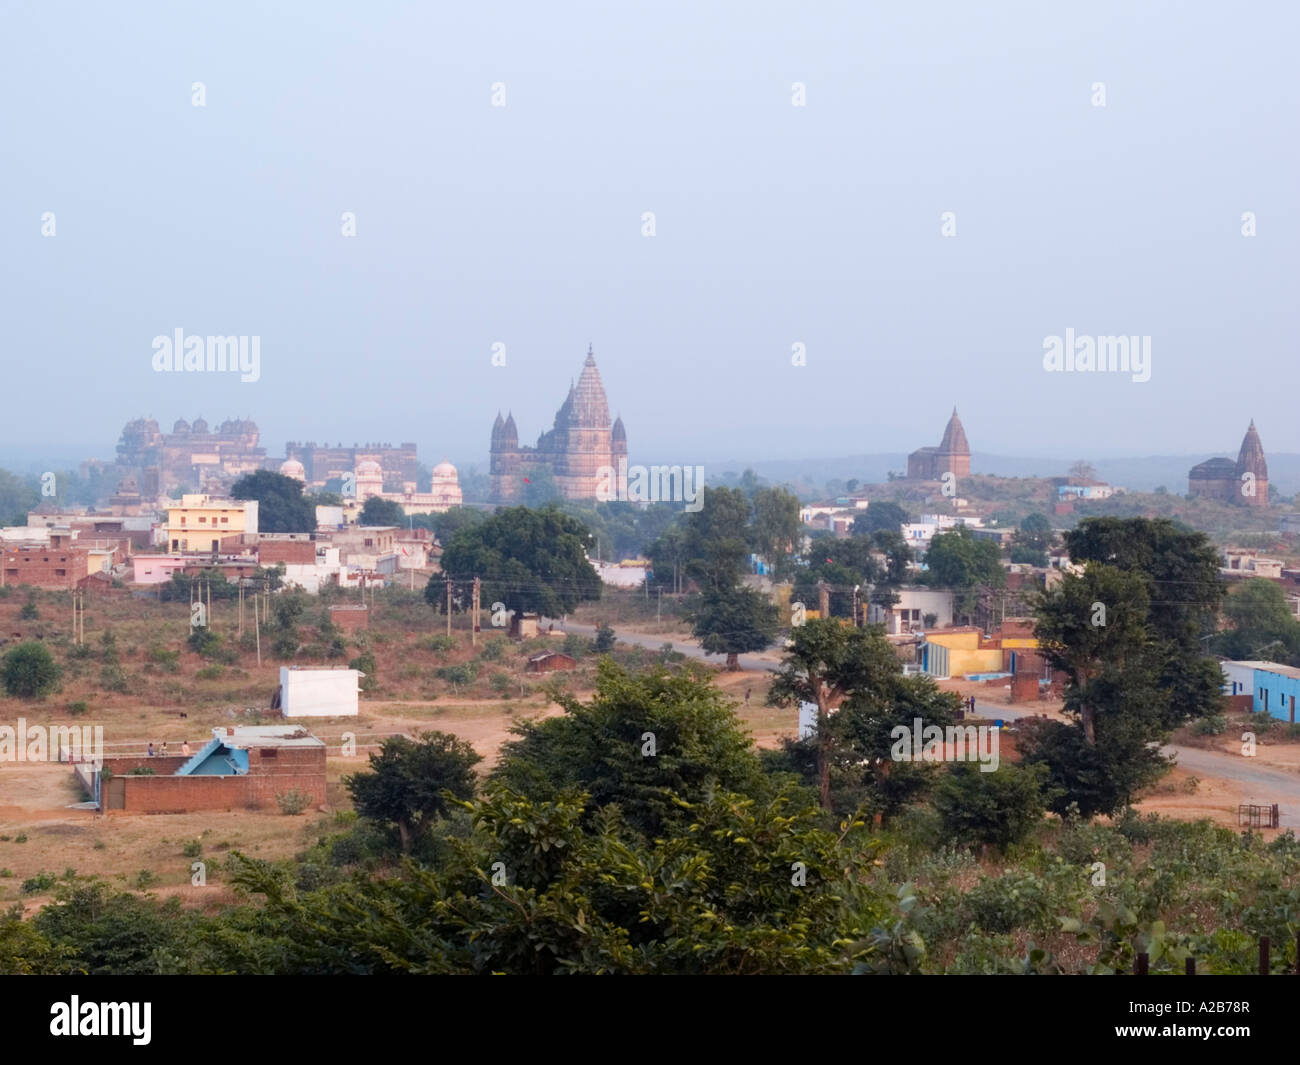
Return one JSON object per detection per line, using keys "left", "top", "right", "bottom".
{"left": 359, "top": 496, "right": 406, "bottom": 526}
{"left": 923, "top": 525, "right": 1004, "bottom": 620}
{"left": 1, "top": 641, "right": 60, "bottom": 699}
{"left": 767, "top": 619, "right": 902, "bottom": 809}
{"left": 852, "top": 500, "right": 909, "bottom": 537}
{"left": 933, "top": 762, "right": 1054, "bottom": 851}
{"left": 345, "top": 731, "right": 482, "bottom": 852}
{"left": 433, "top": 505, "right": 601, "bottom": 618}
{"left": 1216, "top": 578, "right": 1300, "bottom": 663}
{"left": 224, "top": 784, "right": 886, "bottom": 974}
{"left": 231, "top": 470, "right": 316, "bottom": 533}
{"left": 493, "top": 660, "right": 767, "bottom": 837}
{"left": 681, "top": 486, "right": 752, "bottom": 592}
{"left": 750, "top": 486, "right": 801, "bottom": 569}
{"left": 689, "top": 583, "right": 780, "bottom": 670}
{"left": 1064, "top": 517, "right": 1227, "bottom": 728}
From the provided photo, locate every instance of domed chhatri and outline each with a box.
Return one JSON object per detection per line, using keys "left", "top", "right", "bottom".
{"left": 489, "top": 345, "right": 627, "bottom": 502}
{"left": 279, "top": 458, "right": 306, "bottom": 481}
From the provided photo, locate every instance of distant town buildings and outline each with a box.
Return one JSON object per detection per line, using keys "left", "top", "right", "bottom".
{"left": 907, "top": 408, "right": 971, "bottom": 481}
{"left": 162, "top": 495, "right": 259, "bottom": 553}
{"left": 341, "top": 457, "right": 463, "bottom": 515}
{"left": 1188, "top": 420, "right": 1269, "bottom": 507}
{"left": 490, "top": 346, "right": 627, "bottom": 502}
{"left": 281, "top": 439, "right": 418, "bottom": 489}
{"left": 108, "top": 416, "right": 267, "bottom": 496}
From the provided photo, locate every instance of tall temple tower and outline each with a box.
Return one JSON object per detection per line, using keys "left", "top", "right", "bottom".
{"left": 490, "top": 346, "right": 624, "bottom": 502}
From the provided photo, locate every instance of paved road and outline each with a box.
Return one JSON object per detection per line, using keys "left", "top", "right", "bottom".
{"left": 973, "top": 696, "right": 1300, "bottom": 823}
{"left": 561, "top": 623, "right": 1300, "bottom": 822}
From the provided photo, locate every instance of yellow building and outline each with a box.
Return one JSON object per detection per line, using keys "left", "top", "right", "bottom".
{"left": 164, "top": 494, "right": 259, "bottom": 553}
{"left": 921, "top": 630, "right": 1002, "bottom": 678}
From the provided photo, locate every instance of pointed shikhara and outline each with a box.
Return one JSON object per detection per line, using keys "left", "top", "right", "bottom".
{"left": 489, "top": 345, "right": 628, "bottom": 502}
{"left": 1188, "top": 420, "right": 1269, "bottom": 507}
{"left": 906, "top": 406, "right": 972, "bottom": 480}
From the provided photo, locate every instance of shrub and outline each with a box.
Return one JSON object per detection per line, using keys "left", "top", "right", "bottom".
{"left": 478, "top": 638, "right": 507, "bottom": 662}
{"left": 933, "top": 762, "right": 1053, "bottom": 852}
{"left": 187, "top": 627, "right": 223, "bottom": 658}
{"left": 435, "top": 663, "right": 478, "bottom": 690}
{"left": 562, "top": 633, "right": 589, "bottom": 657}
{"left": 2, "top": 641, "right": 60, "bottom": 698}
{"left": 196, "top": 665, "right": 224, "bottom": 681}
{"left": 127, "top": 767, "right": 156, "bottom": 776}
{"left": 490, "top": 671, "right": 512, "bottom": 696}
{"left": 424, "top": 635, "right": 456, "bottom": 655}
{"left": 181, "top": 840, "right": 203, "bottom": 858}
{"left": 594, "top": 622, "right": 616, "bottom": 653}
{"left": 133, "top": 869, "right": 158, "bottom": 889}
{"left": 1192, "top": 714, "right": 1228, "bottom": 736}
{"left": 67, "top": 700, "right": 88, "bottom": 716}
{"left": 21, "top": 872, "right": 56, "bottom": 893}
{"left": 19, "top": 593, "right": 39, "bottom": 620}
{"left": 276, "top": 789, "right": 312, "bottom": 815}
{"left": 99, "top": 664, "right": 129, "bottom": 693}
{"left": 350, "top": 651, "right": 377, "bottom": 691}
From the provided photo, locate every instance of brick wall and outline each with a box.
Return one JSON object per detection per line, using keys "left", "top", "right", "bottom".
{"left": 260, "top": 540, "right": 317, "bottom": 566}
{"left": 329, "top": 605, "right": 369, "bottom": 633}
{"left": 0, "top": 548, "right": 91, "bottom": 590}
{"left": 107, "top": 746, "right": 326, "bottom": 814}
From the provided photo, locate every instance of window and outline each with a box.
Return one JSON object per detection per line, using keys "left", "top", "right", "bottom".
{"left": 199, "top": 516, "right": 207, "bottom": 523}
{"left": 262, "top": 748, "right": 278, "bottom": 759}
{"left": 221, "top": 517, "right": 229, "bottom": 523}
{"left": 55, "top": 569, "right": 66, "bottom": 577}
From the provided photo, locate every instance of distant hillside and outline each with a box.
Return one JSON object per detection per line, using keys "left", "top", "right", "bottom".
{"left": 730, "top": 452, "right": 1300, "bottom": 498}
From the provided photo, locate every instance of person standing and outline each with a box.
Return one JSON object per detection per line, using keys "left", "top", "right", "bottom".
{"left": 147, "top": 742, "right": 155, "bottom": 757}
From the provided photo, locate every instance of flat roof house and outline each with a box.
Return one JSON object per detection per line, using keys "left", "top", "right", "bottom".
{"left": 96, "top": 725, "right": 326, "bottom": 814}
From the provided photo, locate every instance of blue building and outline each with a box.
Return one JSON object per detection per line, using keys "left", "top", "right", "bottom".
{"left": 1252, "top": 664, "right": 1300, "bottom": 722}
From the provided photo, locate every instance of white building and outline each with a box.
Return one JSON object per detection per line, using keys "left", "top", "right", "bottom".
{"left": 279, "top": 666, "right": 361, "bottom": 717}
{"left": 868, "top": 587, "right": 954, "bottom": 634}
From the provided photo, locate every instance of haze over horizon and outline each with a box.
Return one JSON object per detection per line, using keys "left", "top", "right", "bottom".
{"left": 3, "top": 1, "right": 1295, "bottom": 472}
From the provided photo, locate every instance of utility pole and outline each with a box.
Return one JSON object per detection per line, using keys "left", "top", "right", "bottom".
{"left": 472, "top": 576, "right": 480, "bottom": 646}
{"left": 657, "top": 587, "right": 662, "bottom": 623}
{"left": 817, "top": 580, "right": 830, "bottom": 619}
{"left": 254, "top": 591, "right": 262, "bottom": 667}
{"left": 445, "top": 578, "right": 452, "bottom": 638}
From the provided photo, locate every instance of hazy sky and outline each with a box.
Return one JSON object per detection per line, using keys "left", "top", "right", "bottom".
{"left": 2, "top": 1, "right": 1296, "bottom": 474}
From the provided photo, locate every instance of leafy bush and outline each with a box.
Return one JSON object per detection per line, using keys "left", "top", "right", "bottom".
{"left": 1192, "top": 714, "right": 1228, "bottom": 736}
{"left": 478, "top": 638, "right": 507, "bottom": 662}
{"left": 127, "top": 767, "right": 156, "bottom": 776}
{"left": 276, "top": 789, "right": 313, "bottom": 815}
{"left": 181, "top": 840, "right": 203, "bottom": 858}
{"left": 350, "top": 651, "right": 376, "bottom": 691}
{"left": 435, "top": 663, "right": 478, "bottom": 689}
{"left": 21, "top": 872, "right": 56, "bottom": 894}
{"left": 2, "top": 642, "right": 60, "bottom": 698}
{"left": 594, "top": 622, "right": 616, "bottom": 653}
